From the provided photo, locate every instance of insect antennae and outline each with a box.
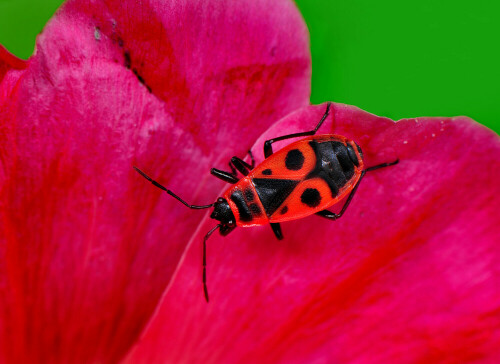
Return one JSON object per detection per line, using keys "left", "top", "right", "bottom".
{"left": 203, "top": 224, "right": 222, "bottom": 303}
{"left": 134, "top": 167, "right": 215, "bottom": 209}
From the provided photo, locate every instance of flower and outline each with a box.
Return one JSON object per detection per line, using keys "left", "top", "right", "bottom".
{"left": 126, "top": 105, "right": 500, "bottom": 364}
{"left": 1, "top": 0, "right": 499, "bottom": 364}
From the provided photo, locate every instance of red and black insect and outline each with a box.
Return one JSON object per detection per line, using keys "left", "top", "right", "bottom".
{"left": 134, "top": 103, "right": 398, "bottom": 302}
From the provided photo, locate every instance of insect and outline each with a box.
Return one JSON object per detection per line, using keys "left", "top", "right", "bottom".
{"left": 134, "top": 102, "right": 398, "bottom": 302}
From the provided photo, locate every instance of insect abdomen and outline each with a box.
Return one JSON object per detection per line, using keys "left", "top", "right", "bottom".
{"left": 308, "top": 139, "right": 360, "bottom": 198}
{"left": 258, "top": 137, "right": 363, "bottom": 223}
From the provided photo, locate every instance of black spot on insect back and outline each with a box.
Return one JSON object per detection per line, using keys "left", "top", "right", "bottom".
{"left": 301, "top": 188, "right": 321, "bottom": 207}
{"left": 280, "top": 206, "right": 288, "bottom": 215}
{"left": 244, "top": 188, "right": 254, "bottom": 201}
{"left": 249, "top": 203, "right": 262, "bottom": 216}
{"left": 285, "top": 149, "right": 305, "bottom": 170}
{"left": 262, "top": 169, "right": 272, "bottom": 175}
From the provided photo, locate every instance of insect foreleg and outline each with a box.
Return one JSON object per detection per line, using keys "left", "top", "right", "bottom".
{"left": 213, "top": 150, "right": 256, "bottom": 181}
{"left": 210, "top": 168, "right": 239, "bottom": 184}
{"left": 229, "top": 156, "right": 253, "bottom": 176}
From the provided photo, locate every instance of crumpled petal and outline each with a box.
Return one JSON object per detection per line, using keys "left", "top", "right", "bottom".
{"left": 125, "top": 103, "right": 500, "bottom": 364}
{"left": 0, "top": 0, "right": 310, "bottom": 362}
{"left": 0, "top": 45, "right": 27, "bottom": 111}
{"left": 0, "top": 45, "right": 27, "bottom": 82}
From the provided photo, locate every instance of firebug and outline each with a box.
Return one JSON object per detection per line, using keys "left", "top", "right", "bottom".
{"left": 134, "top": 103, "right": 398, "bottom": 301}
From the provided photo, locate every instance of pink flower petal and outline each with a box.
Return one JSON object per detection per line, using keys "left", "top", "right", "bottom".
{"left": 0, "top": 46, "right": 27, "bottom": 111}
{"left": 0, "top": 45, "right": 27, "bottom": 83}
{"left": 0, "top": 0, "right": 310, "bottom": 362}
{"left": 126, "top": 103, "right": 500, "bottom": 363}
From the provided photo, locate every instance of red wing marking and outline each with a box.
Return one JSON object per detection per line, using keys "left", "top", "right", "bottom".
{"left": 251, "top": 139, "right": 317, "bottom": 180}
{"left": 269, "top": 175, "right": 360, "bottom": 223}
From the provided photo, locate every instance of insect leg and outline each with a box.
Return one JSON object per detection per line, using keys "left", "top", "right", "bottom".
{"left": 230, "top": 156, "right": 253, "bottom": 176}
{"left": 228, "top": 162, "right": 238, "bottom": 176}
{"left": 203, "top": 224, "right": 222, "bottom": 303}
{"left": 230, "top": 149, "right": 255, "bottom": 174}
{"left": 210, "top": 168, "right": 239, "bottom": 184}
{"left": 215, "top": 150, "right": 255, "bottom": 179}
{"left": 247, "top": 149, "right": 256, "bottom": 168}
{"left": 263, "top": 102, "right": 332, "bottom": 158}
{"left": 316, "top": 170, "right": 366, "bottom": 220}
{"left": 317, "top": 159, "right": 398, "bottom": 220}
{"left": 270, "top": 222, "right": 283, "bottom": 240}
{"left": 134, "top": 167, "right": 215, "bottom": 209}
{"left": 366, "top": 159, "right": 399, "bottom": 172}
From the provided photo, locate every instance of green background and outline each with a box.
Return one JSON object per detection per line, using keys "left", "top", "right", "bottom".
{"left": 1, "top": 0, "right": 499, "bottom": 133}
